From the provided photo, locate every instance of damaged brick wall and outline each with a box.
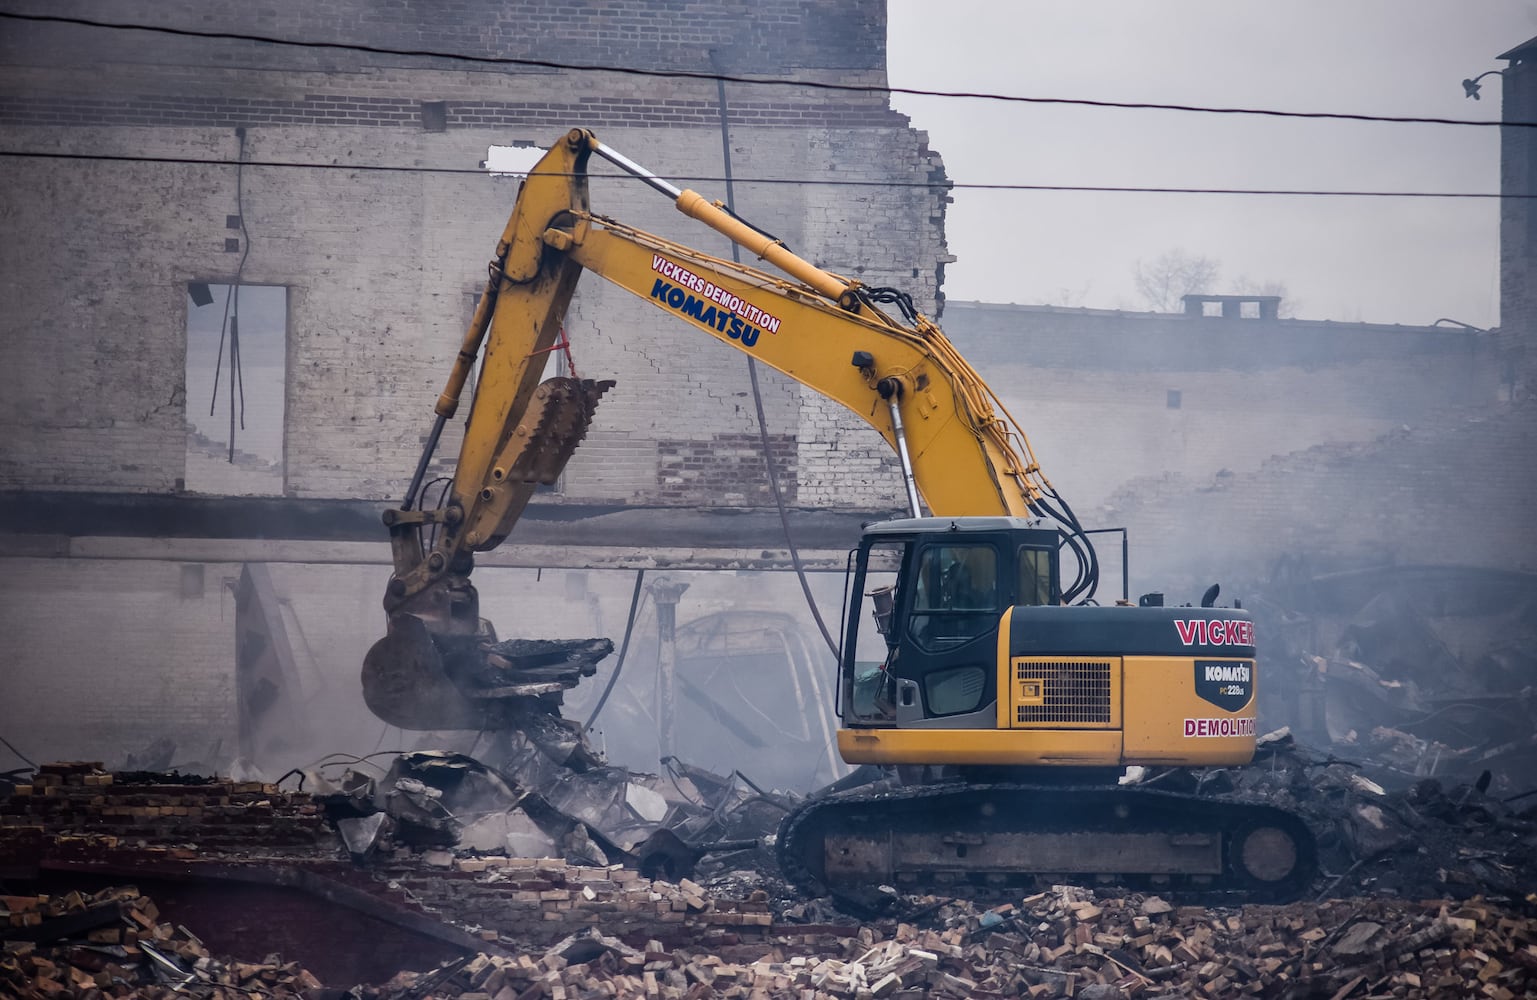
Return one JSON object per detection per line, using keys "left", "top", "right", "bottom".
{"left": 657, "top": 434, "right": 797, "bottom": 506}
{"left": 0, "top": 559, "right": 240, "bottom": 769}
{"left": 0, "top": 1, "right": 895, "bottom": 83}
{"left": 0, "top": 557, "right": 850, "bottom": 777}
{"left": 0, "top": 0, "right": 926, "bottom": 511}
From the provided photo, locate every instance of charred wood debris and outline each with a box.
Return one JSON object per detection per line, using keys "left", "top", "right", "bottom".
{"left": 3, "top": 568, "right": 1536, "bottom": 997}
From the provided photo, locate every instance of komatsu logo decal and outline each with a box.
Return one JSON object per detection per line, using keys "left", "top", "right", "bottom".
{"left": 1203, "top": 663, "right": 1251, "bottom": 683}
{"left": 1194, "top": 658, "right": 1253, "bottom": 712}
{"left": 649, "top": 255, "right": 781, "bottom": 348}
{"left": 1173, "top": 618, "right": 1254, "bottom": 647}
{"left": 1184, "top": 717, "right": 1255, "bottom": 738}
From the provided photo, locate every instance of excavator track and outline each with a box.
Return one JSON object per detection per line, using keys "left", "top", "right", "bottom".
{"left": 776, "top": 782, "right": 1316, "bottom": 905}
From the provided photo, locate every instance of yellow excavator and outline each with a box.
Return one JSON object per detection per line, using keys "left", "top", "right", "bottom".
{"left": 363, "top": 128, "right": 1315, "bottom": 901}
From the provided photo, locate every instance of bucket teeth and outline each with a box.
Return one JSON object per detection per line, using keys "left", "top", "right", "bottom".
{"left": 515, "top": 376, "right": 615, "bottom": 484}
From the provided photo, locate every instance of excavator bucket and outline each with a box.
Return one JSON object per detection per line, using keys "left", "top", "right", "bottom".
{"left": 362, "top": 613, "right": 494, "bottom": 732}
{"left": 362, "top": 617, "right": 615, "bottom": 733}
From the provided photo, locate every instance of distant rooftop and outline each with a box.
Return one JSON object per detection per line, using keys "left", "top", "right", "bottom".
{"left": 1499, "top": 35, "right": 1537, "bottom": 62}
{"left": 941, "top": 299, "right": 1464, "bottom": 336}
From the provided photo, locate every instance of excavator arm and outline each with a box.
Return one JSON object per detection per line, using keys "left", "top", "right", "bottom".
{"left": 364, "top": 128, "right": 1095, "bottom": 731}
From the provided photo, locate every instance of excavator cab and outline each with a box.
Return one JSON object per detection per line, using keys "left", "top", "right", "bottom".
{"left": 841, "top": 517, "right": 1060, "bottom": 729}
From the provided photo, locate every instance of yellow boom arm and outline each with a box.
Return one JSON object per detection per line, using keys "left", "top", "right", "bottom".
{"left": 365, "top": 128, "right": 1083, "bottom": 731}
{"left": 444, "top": 128, "right": 1056, "bottom": 552}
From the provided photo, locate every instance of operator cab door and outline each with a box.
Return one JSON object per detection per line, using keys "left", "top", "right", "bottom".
{"left": 893, "top": 540, "right": 1003, "bottom": 725}
{"left": 842, "top": 530, "right": 1059, "bottom": 728}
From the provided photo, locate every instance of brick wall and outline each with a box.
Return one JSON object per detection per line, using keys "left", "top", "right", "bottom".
{"left": 0, "top": 94, "right": 906, "bottom": 132}
{"left": 0, "top": 558, "right": 238, "bottom": 766}
{"left": 0, "top": 0, "right": 932, "bottom": 776}
{"left": 0, "top": 557, "right": 851, "bottom": 787}
{"left": 0, "top": 0, "right": 891, "bottom": 77}
{"left": 0, "top": 0, "right": 927, "bottom": 511}
{"left": 657, "top": 433, "right": 797, "bottom": 505}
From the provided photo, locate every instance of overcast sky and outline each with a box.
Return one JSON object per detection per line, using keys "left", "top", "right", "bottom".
{"left": 886, "top": 2, "right": 1537, "bottom": 327}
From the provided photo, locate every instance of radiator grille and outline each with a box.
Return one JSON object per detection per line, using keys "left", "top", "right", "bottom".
{"left": 1014, "top": 660, "right": 1113, "bottom": 725}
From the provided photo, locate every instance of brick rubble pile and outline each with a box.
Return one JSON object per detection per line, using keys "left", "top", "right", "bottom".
{"left": 0, "top": 761, "right": 329, "bottom": 856}
{"left": 2, "top": 884, "right": 324, "bottom": 999}
{"left": 5, "top": 880, "right": 1537, "bottom": 998}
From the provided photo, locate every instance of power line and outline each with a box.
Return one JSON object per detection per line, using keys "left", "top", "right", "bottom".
{"left": 0, "top": 148, "right": 1519, "bottom": 200}
{"left": 0, "top": 10, "right": 1526, "bottom": 130}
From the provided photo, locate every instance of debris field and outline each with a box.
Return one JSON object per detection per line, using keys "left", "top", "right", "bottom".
{"left": 3, "top": 757, "right": 1536, "bottom": 998}
{"left": 3, "top": 567, "right": 1536, "bottom": 996}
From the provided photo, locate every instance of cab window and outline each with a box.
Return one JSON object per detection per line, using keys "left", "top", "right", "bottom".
{"left": 846, "top": 540, "right": 907, "bottom": 723}
{"left": 1017, "top": 546, "right": 1053, "bottom": 606}
{"left": 909, "top": 544, "right": 998, "bottom": 650}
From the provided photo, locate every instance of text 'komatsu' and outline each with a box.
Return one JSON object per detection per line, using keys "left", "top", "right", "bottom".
{"left": 649, "top": 255, "right": 781, "bottom": 348}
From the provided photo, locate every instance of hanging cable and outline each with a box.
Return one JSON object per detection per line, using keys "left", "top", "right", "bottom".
{"left": 712, "top": 48, "right": 840, "bottom": 661}
{"left": 2, "top": 150, "right": 1525, "bottom": 201}
{"left": 0, "top": 733, "right": 38, "bottom": 769}
{"left": 582, "top": 569, "right": 648, "bottom": 733}
{"left": 208, "top": 284, "right": 233, "bottom": 416}
{"left": 2, "top": 12, "right": 1528, "bottom": 130}
{"left": 208, "top": 128, "right": 251, "bottom": 463}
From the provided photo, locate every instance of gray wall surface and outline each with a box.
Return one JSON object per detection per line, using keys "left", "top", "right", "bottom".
{"left": 939, "top": 301, "right": 1535, "bottom": 592}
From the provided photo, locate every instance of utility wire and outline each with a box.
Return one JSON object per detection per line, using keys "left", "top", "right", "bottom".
{"left": 0, "top": 733, "right": 38, "bottom": 769}
{"left": 712, "top": 47, "right": 841, "bottom": 662}
{"left": 0, "top": 10, "right": 1525, "bottom": 130}
{"left": 0, "top": 149, "right": 1522, "bottom": 200}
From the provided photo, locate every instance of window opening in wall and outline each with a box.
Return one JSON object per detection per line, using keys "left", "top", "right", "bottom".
{"left": 420, "top": 101, "right": 448, "bottom": 133}
{"left": 185, "top": 283, "right": 287, "bottom": 496}
{"left": 483, "top": 144, "right": 544, "bottom": 177}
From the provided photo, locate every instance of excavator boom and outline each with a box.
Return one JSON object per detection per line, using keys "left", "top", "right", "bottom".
{"left": 364, "top": 128, "right": 1095, "bottom": 732}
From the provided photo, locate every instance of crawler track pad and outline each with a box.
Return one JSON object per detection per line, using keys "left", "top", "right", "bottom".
{"left": 777, "top": 783, "right": 1317, "bottom": 903}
